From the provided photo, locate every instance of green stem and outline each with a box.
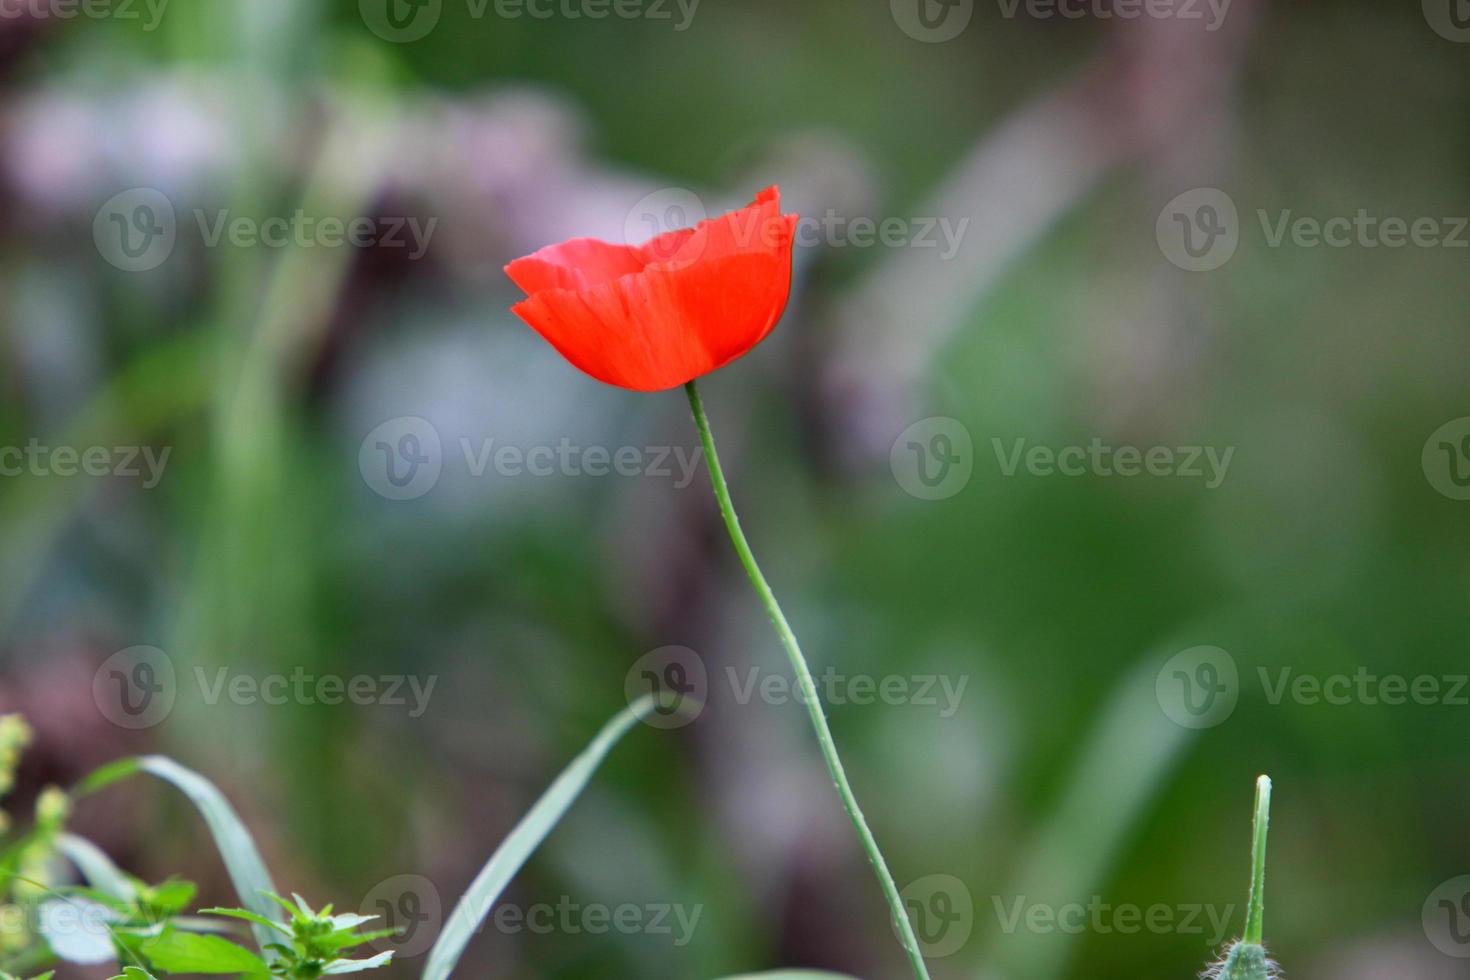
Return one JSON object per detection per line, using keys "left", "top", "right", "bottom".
{"left": 684, "top": 380, "right": 932, "bottom": 980}
{"left": 1244, "top": 774, "right": 1271, "bottom": 945}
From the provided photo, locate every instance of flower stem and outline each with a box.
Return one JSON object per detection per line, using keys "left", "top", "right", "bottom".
{"left": 684, "top": 380, "right": 932, "bottom": 980}
{"left": 1244, "top": 774, "right": 1272, "bottom": 945}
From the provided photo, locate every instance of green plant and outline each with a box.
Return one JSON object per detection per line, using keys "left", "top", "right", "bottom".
{"left": 1204, "top": 776, "right": 1279, "bottom": 980}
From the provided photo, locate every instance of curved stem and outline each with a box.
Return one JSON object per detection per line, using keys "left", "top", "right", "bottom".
{"left": 685, "top": 380, "right": 932, "bottom": 980}
{"left": 1244, "top": 774, "right": 1271, "bottom": 945}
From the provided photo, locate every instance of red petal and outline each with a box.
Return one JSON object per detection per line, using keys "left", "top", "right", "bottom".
{"left": 505, "top": 188, "right": 797, "bottom": 391}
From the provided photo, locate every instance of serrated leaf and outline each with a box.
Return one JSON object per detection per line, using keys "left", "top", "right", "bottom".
{"left": 421, "top": 696, "right": 659, "bottom": 980}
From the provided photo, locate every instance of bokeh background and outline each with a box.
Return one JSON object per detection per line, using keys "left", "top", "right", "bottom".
{"left": 2, "top": 0, "right": 1470, "bottom": 977}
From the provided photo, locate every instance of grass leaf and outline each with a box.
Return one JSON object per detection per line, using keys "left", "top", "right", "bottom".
{"left": 77, "top": 756, "right": 282, "bottom": 952}
{"left": 422, "top": 696, "right": 664, "bottom": 980}
{"left": 56, "top": 833, "right": 138, "bottom": 903}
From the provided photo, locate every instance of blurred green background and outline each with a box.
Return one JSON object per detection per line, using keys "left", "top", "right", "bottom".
{"left": 2, "top": 0, "right": 1469, "bottom": 977}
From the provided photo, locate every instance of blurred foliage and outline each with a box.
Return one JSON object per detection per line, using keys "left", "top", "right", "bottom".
{"left": 1, "top": 0, "right": 1468, "bottom": 978}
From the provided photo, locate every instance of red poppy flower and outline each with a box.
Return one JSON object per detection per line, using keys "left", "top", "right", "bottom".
{"left": 505, "top": 186, "right": 799, "bottom": 392}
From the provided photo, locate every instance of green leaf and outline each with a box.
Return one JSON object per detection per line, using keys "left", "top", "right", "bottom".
{"left": 715, "top": 974, "right": 862, "bottom": 979}
{"left": 421, "top": 696, "right": 660, "bottom": 980}
{"left": 321, "top": 951, "right": 393, "bottom": 973}
{"left": 108, "top": 970, "right": 154, "bottom": 980}
{"left": 200, "top": 907, "right": 292, "bottom": 937}
{"left": 142, "top": 878, "right": 198, "bottom": 915}
{"left": 38, "top": 896, "right": 117, "bottom": 965}
{"left": 78, "top": 756, "right": 282, "bottom": 951}
{"left": 141, "top": 931, "right": 269, "bottom": 975}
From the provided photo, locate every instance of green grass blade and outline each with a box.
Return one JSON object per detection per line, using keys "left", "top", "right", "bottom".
{"left": 1244, "top": 775, "right": 1272, "bottom": 945}
{"left": 76, "top": 756, "right": 281, "bottom": 951}
{"left": 978, "top": 657, "right": 1197, "bottom": 980}
{"left": 422, "top": 696, "right": 663, "bottom": 980}
{"left": 56, "top": 833, "right": 138, "bottom": 903}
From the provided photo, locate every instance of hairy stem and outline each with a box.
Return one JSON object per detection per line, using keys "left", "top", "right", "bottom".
{"left": 684, "top": 379, "right": 931, "bottom": 980}
{"left": 1245, "top": 774, "right": 1272, "bottom": 945}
